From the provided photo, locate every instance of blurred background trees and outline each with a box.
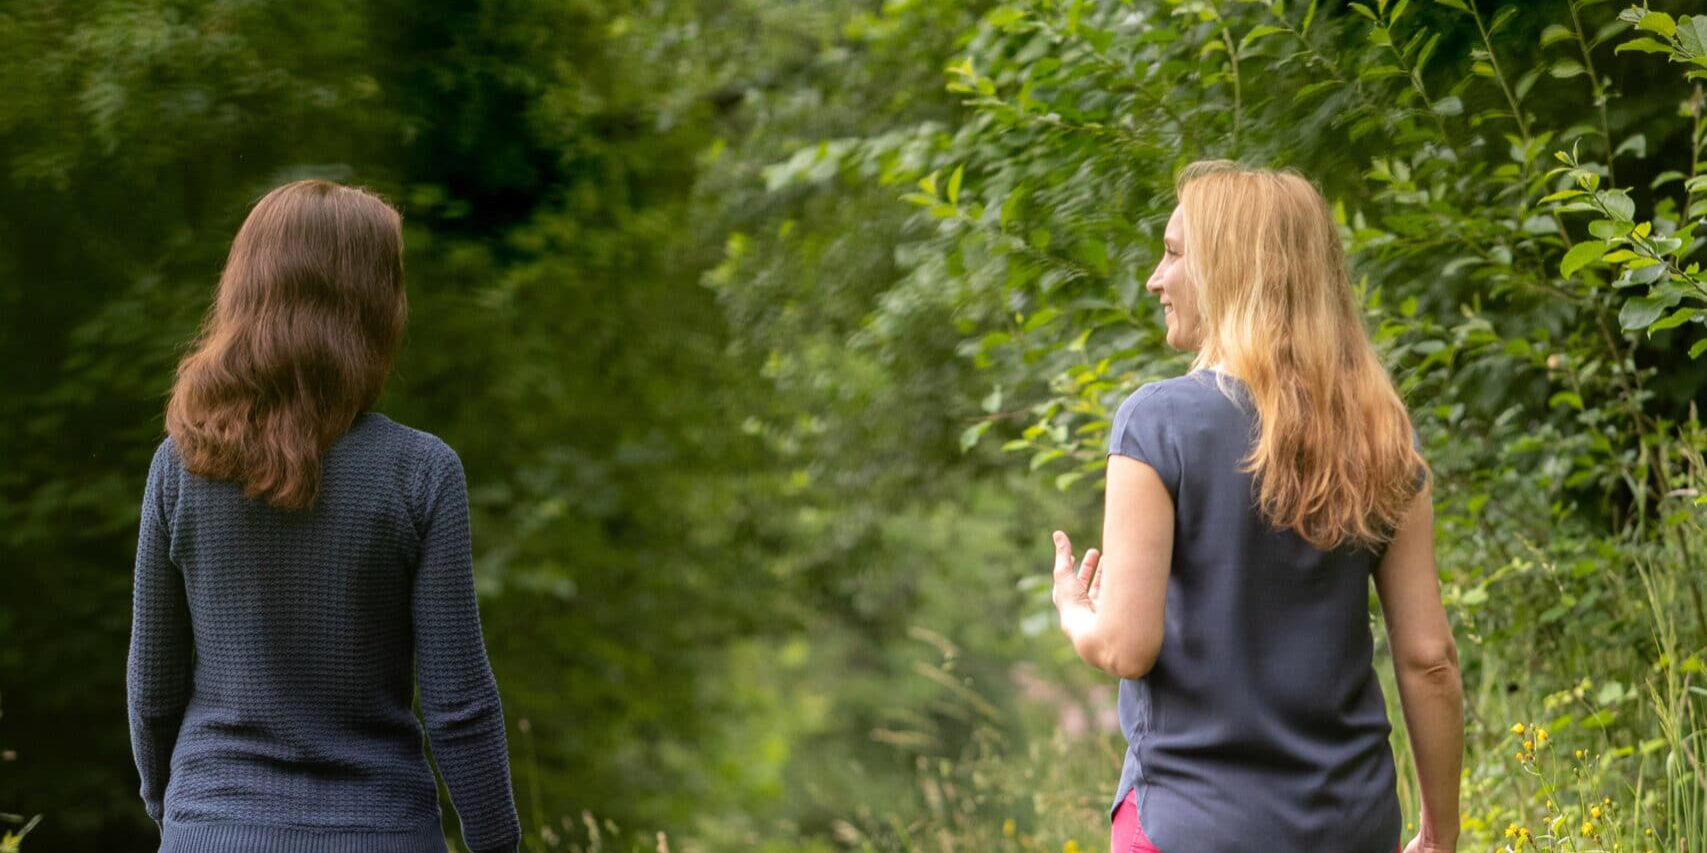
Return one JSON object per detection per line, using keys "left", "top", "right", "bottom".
{"left": 2, "top": 1, "right": 1702, "bottom": 850}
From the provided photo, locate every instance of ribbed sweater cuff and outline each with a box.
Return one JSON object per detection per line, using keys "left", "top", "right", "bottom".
{"left": 159, "top": 820, "right": 448, "bottom": 852}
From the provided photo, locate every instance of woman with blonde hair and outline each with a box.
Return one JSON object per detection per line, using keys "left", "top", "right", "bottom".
{"left": 1049, "top": 161, "right": 1462, "bottom": 853}
{"left": 127, "top": 179, "right": 521, "bottom": 852}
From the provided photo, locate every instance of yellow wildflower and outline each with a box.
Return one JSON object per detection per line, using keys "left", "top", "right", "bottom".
{"left": 1582, "top": 820, "right": 1596, "bottom": 837}
{"left": 1063, "top": 840, "right": 1082, "bottom": 853}
{"left": 1506, "top": 823, "right": 1520, "bottom": 838}
{"left": 1511, "top": 722, "right": 1526, "bottom": 735}
{"left": 1591, "top": 806, "right": 1602, "bottom": 819}
{"left": 1524, "top": 739, "right": 1533, "bottom": 751}
{"left": 1003, "top": 819, "right": 1016, "bottom": 838}
{"left": 1535, "top": 727, "right": 1549, "bottom": 746}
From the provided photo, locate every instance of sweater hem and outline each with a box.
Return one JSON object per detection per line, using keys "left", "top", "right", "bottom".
{"left": 159, "top": 819, "right": 448, "bottom": 853}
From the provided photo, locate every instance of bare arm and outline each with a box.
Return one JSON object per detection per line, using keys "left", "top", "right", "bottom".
{"left": 1373, "top": 484, "right": 1463, "bottom": 851}
{"left": 1051, "top": 454, "right": 1171, "bottom": 681}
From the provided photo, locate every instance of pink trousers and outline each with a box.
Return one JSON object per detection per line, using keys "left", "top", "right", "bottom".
{"left": 1109, "top": 789, "right": 1162, "bottom": 853}
{"left": 1109, "top": 789, "right": 1404, "bottom": 853}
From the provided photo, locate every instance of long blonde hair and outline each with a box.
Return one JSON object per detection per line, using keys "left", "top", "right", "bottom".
{"left": 1174, "top": 160, "right": 1428, "bottom": 553}
{"left": 166, "top": 180, "right": 407, "bottom": 512}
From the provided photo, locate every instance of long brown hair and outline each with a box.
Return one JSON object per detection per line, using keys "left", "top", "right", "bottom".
{"left": 166, "top": 179, "right": 407, "bottom": 511}
{"left": 1175, "top": 160, "right": 1429, "bottom": 553}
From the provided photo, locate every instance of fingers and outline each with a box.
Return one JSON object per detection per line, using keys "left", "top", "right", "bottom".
{"left": 1079, "top": 548, "right": 1100, "bottom": 583}
{"left": 1051, "top": 530, "right": 1075, "bottom": 578}
{"left": 1083, "top": 548, "right": 1102, "bottom": 599}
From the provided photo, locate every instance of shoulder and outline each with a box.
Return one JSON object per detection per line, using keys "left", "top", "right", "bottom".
{"left": 151, "top": 435, "right": 178, "bottom": 469}
{"left": 1114, "top": 372, "right": 1223, "bottom": 418}
{"left": 146, "top": 436, "right": 179, "bottom": 500}
{"left": 374, "top": 416, "right": 465, "bottom": 510}
{"left": 367, "top": 413, "right": 461, "bottom": 468}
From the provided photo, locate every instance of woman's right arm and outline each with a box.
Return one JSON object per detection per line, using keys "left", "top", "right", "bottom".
{"left": 1373, "top": 484, "right": 1463, "bottom": 853}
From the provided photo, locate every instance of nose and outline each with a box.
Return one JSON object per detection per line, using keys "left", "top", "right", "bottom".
{"left": 1145, "top": 266, "right": 1164, "bottom": 296}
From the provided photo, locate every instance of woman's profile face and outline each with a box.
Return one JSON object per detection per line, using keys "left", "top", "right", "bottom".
{"left": 1146, "top": 206, "right": 1201, "bottom": 351}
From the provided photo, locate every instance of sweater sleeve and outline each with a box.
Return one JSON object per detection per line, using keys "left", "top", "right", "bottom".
{"left": 410, "top": 438, "right": 521, "bottom": 853}
{"left": 126, "top": 439, "right": 192, "bottom": 825}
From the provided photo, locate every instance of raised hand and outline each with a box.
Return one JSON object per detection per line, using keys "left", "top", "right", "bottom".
{"left": 1049, "top": 530, "right": 1102, "bottom": 614}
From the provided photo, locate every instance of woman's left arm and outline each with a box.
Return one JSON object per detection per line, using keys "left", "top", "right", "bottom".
{"left": 126, "top": 442, "right": 193, "bottom": 827}
{"left": 1051, "top": 454, "right": 1173, "bottom": 680}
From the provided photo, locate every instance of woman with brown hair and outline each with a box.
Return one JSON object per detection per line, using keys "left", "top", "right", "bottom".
{"left": 126, "top": 179, "right": 521, "bottom": 852}
{"left": 1049, "top": 161, "right": 1463, "bottom": 853}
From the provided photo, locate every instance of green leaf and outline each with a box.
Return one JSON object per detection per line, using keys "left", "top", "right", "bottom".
{"left": 1240, "top": 25, "right": 1286, "bottom": 50}
{"left": 1651, "top": 170, "right": 1686, "bottom": 189}
{"left": 1581, "top": 709, "right": 1616, "bottom": 729}
{"left": 1647, "top": 306, "right": 1697, "bottom": 335}
{"left": 1679, "top": 15, "right": 1707, "bottom": 54}
{"left": 1540, "top": 189, "right": 1585, "bottom": 203}
{"left": 960, "top": 421, "right": 990, "bottom": 453}
{"left": 1000, "top": 185, "right": 1026, "bottom": 229}
{"left": 1416, "top": 32, "right": 1441, "bottom": 74}
{"left": 1625, "top": 262, "right": 1669, "bottom": 285}
{"left": 1294, "top": 80, "right": 1341, "bottom": 103}
{"left": 1029, "top": 448, "right": 1065, "bottom": 471}
{"left": 1692, "top": 338, "right": 1707, "bottom": 359}
{"left": 1432, "top": 96, "right": 1463, "bottom": 116}
{"left": 1637, "top": 11, "right": 1677, "bottom": 38}
{"left": 1619, "top": 295, "right": 1670, "bottom": 330}
{"left": 1433, "top": 0, "right": 1469, "bottom": 12}
{"left": 1549, "top": 390, "right": 1585, "bottom": 411}
{"left": 947, "top": 164, "right": 964, "bottom": 205}
{"left": 1022, "top": 307, "right": 1060, "bottom": 332}
{"left": 1595, "top": 680, "right": 1626, "bottom": 705}
{"left": 1589, "top": 218, "right": 1633, "bottom": 239}
{"left": 1560, "top": 240, "right": 1608, "bottom": 278}
{"left": 987, "top": 7, "right": 1027, "bottom": 30}
{"left": 1599, "top": 190, "right": 1636, "bottom": 222}
{"left": 1615, "top": 37, "right": 1674, "bottom": 55}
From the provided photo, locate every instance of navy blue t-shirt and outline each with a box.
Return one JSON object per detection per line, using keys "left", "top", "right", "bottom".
{"left": 1105, "top": 368, "right": 1407, "bottom": 853}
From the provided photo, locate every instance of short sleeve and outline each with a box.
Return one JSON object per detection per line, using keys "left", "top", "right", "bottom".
{"left": 1108, "top": 383, "right": 1182, "bottom": 501}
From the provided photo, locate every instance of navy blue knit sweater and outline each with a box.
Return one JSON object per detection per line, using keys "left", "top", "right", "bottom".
{"left": 126, "top": 412, "right": 521, "bottom": 852}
